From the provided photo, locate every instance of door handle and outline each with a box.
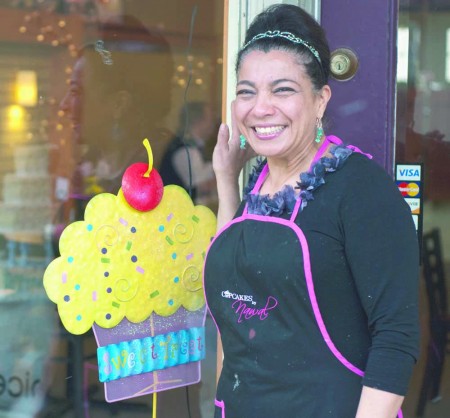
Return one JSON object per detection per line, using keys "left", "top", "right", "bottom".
{"left": 330, "top": 48, "right": 359, "bottom": 81}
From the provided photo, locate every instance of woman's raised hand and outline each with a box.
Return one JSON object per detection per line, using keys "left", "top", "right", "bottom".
{"left": 212, "top": 101, "right": 255, "bottom": 183}
{"left": 212, "top": 101, "right": 256, "bottom": 228}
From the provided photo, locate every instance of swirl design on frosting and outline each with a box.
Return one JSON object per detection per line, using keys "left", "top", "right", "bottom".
{"left": 173, "top": 222, "right": 194, "bottom": 244}
{"left": 182, "top": 265, "right": 202, "bottom": 292}
{"left": 114, "top": 278, "right": 139, "bottom": 302}
{"left": 95, "top": 224, "right": 119, "bottom": 250}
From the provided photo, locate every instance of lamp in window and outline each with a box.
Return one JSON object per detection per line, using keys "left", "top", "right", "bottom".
{"left": 6, "top": 105, "right": 25, "bottom": 131}
{"left": 15, "top": 71, "right": 38, "bottom": 107}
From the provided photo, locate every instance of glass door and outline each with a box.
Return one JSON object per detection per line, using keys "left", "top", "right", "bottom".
{"left": 0, "top": 1, "right": 224, "bottom": 417}
{"left": 396, "top": 1, "right": 450, "bottom": 416}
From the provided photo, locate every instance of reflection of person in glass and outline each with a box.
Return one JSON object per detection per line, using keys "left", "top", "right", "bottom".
{"left": 396, "top": 87, "right": 450, "bottom": 201}
{"left": 204, "top": 4, "right": 419, "bottom": 418}
{"left": 56, "top": 17, "right": 205, "bottom": 417}
{"left": 59, "top": 16, "right": 173, "bottom": 198}
{"left": 159, "top": 101, "right": 217, "bottom": 205}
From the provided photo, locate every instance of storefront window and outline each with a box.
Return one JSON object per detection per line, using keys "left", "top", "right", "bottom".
{"left": 0, "top": 1, "right": 223, "bottom": 417}
{"left": 396, "top": 0, "right": 450, "bottom": 256}
{"left": 397, "top": 1, "right": 450, "bottom": 416}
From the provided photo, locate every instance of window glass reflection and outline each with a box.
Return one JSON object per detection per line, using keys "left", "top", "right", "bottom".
{"left": 0, "top": 1, "right": 222, "bottom": 417}
{"left": 397, "top": 1, "right": 450, "bottom": 206}
{"left": 397, "top": 3, "right": 450, "bottom": 415}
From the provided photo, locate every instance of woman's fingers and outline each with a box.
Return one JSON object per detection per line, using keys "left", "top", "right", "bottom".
{"left": 213, "top": 123, "right": 231, "bottom": 173}
{"left": 216, "top": 123, "right": 230, "bottom": 149}
{"left": 229, "top": 101, "right": 241, "bottom": 148}
{"left": 213, "top": 99, "right": 257, "bottom": 177}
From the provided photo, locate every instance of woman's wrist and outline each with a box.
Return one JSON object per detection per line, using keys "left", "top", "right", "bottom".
{"left": 214, "top": 175, "right": 241, "bottom": 230}
{"left": 215, "top": 173, "right": 240, "bottom": 194}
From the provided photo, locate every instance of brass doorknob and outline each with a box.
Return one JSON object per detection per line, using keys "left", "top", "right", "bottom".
{"left": 330, "top": 48, "right": 359, "bottom": 81}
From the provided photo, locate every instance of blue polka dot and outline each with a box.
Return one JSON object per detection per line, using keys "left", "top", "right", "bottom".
{"left": 75, "top": 284, "right": 80, "bottom": 291}
{"left": 101, "top": 248, "right": 107, "bottom": 254}
{"left": 68, "top": 256, "right": 74, "bottom": 263}
{"left": 174, "top": 277, "right": 179, "bottom": 283}
{"left": 104, "top": 272, "right": 109, "bottom": 277}
{"left": 64, "top": 295, "right": 70, "bottom": 302}
{"left": 158, "top": 225, "right": 164, "bottom": 232}
{"left": 107, "top": 287, "right": 112, "bottom": 293}
{"left": 86, "top": 224, "right": 93, "bottom": 231}
{"left": 131, "top": 227, "right": 137, "bottom": 233}
{"left": 106, "top": 313, "right": 111, "bottom": 320}
{"left": 171, "top": 253, "right": 177, "bottom": 260}
{"left": 131, "top": 255, "right": 137, "bottom": 263}
{"left": 168, "top": 299, "right": 174, "bottom": 306}
{"left": 76, "top": 315, "right": 82, "bottom": 321}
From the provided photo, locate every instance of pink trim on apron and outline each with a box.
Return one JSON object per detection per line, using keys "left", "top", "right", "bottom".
{"left": 214, "top": 399, "right": 226, "bottom": 418}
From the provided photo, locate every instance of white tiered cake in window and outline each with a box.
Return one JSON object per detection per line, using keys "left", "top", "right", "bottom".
{"left": 0, "top": 143, "right": 53, "bottom": 234}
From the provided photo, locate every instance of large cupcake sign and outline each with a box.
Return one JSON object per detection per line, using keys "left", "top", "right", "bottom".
{"left": 43, "top": 139, "right": 216, "bottom": 402}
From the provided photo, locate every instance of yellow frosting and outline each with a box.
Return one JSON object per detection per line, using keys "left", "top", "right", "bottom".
{"left": 44, "top": 185, "right": 216, "bottom": 335}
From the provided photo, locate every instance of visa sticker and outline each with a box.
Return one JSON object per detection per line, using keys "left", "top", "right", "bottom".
{"left": 396, "top": 165, "right": 421, "bottom": 181}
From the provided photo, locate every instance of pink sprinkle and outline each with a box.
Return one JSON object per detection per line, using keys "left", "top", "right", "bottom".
{"left": 119, "top": 218, "right": 128, "bottom": 226}
{"left": 167, "top": 213, "right": 173, "bottom": 221}
{"left": 92, "top": 291, "right": 97, "bottom": 301}
{"left": 136, "top": 266, "right": 144, "bottom": 274}
{"left": 186, "top": 253, "right": 193, "bottom": 260}
{"left": 62, "top": 272, "right": 67, "bottom": 283}
{"left": 249, "top": 329, "right": 256, "bottom": 339}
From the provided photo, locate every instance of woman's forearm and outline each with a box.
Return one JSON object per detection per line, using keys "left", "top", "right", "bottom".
{"left": 355, "top": 386, "right": 404, "bottom": 418}
{"left": 215, "top": 176, "right": 241, "bottom": 230}
{"left": 212, "top": 101, "right": 257, "bottom": 230}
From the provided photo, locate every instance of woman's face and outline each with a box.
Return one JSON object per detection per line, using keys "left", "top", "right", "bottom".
{"left": 234, "top": 49, "right": 330, "bottom": 161}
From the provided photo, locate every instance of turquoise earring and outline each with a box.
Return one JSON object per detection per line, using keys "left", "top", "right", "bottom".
{"left": 315, "top": 118, "right": 324, "bottom": 143}
{"left": 239, "top": 134, "right": 247, "bottom": 149}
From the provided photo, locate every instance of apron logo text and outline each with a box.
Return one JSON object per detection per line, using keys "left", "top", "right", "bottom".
{"left": 232, "top": 296, "right": 278, "bottom": 323}
{"left": 221, "top": 290, "right": 254, "bottom": 303}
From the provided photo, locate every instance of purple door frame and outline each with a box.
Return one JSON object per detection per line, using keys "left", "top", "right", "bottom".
{"left": 321, "top": 0, "right": 398, "bottom": 174}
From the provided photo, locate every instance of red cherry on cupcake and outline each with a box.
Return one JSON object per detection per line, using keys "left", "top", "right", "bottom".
{"left": 122, "top": 138, "right": 164, "bottom": 211}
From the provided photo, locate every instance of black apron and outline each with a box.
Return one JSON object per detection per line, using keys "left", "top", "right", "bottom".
{"left": 204, "top": 137, "right": 403, "bottom": 418}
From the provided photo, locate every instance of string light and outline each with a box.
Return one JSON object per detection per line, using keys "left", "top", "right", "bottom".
{"left": 172, "top": 55, "right": 222, "bottom": 90}
{"left": 14, "top": 3, "right": 80, "bottom": 142}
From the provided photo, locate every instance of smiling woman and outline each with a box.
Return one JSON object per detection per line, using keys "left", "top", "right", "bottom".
{"left": 203, "top": 3, "right": 420, "bottom": 418}
{"left": 234, "top": 49, "right": 331, "bottom": 191}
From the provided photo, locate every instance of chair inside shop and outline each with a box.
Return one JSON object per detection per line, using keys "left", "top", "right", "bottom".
{"left": 416, "top": 228, "right": 450, "bottom": 417}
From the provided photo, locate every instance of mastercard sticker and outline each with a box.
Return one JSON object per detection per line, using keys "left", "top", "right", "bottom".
{"left": 397, "top": 181, "right": 420, "bottom": 197}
